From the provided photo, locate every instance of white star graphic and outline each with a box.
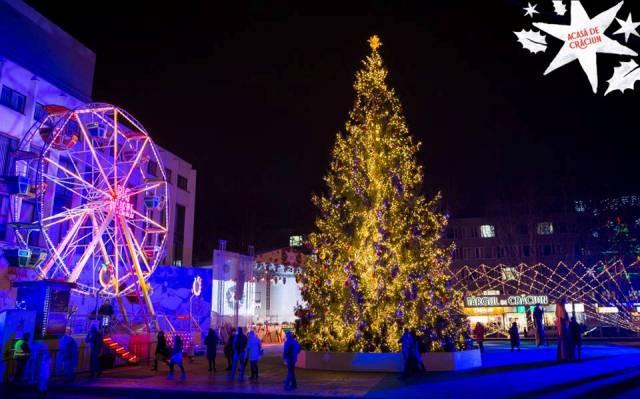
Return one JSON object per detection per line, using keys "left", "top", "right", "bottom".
{"left": 524, "top": 2, "right": 539, "bottom": 18}
{"left": 614, "top": 13, "right": 640, "bottom": 43}
{"left": 533, "top": 1, "right": 637, "bottom": 93}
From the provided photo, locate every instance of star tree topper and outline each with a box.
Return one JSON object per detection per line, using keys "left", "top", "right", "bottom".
{"left": 533, "top": 1, "right": 637, "bottom": 93}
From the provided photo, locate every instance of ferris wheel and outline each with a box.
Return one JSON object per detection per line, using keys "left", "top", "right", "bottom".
{"left": 6, "top": 103, "right": 168, "bottom": 302}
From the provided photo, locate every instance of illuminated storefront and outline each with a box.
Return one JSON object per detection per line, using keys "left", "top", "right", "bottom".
{"left": 463, "top": 293, "right": 587, "bottom": 335}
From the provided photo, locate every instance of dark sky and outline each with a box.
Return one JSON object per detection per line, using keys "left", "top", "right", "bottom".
{"left": 26, "top": 0, "right": 640, "bottom": 260}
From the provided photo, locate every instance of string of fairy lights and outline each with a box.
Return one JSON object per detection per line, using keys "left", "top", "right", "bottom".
{"left": 448, "top": 260, "right": 640, "bottom": 336}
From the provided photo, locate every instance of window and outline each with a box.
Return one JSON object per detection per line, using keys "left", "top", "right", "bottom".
{"left": 147, "top": 161, "right": 158, "bottom": 177}
{"left": 523, "top": 245, "right": 531, "bottom": 257}
{"left": 463, "top": 247, "right": 477, "bottom": 260}
{"left": 165, "top": 168, "right": 172, "bottom": 183}
{"left": 543, "top": 244, "right": 552, "bottom": 256}
{"left": 173, "top": 204, "right": 186, "bottom": 264}
{"left": 468, "top": 226, "right": 478, "bottom": 238}
{"left": 574, "top": 200, "right": 586, "bottom": 212}
{"left": 0, "top": 134, "right": 18, "bottom": 175}
{"left": 536, "top": 222, "right": 554, "bottom": 235}
{"left": 177, "top": 175, "right": 188, "bottom": 191}
{"left": 480, "top": 225, "right": 495, "bottom": 238}
{"left": 501, "top": 267, "right": 518, "bottom": 281}
{"left": 34, "top": 102, "right": 47, "bottom": 122}
{"left": 0, "top": 195, "right": 9, "bottom": 241}
{"left": 556, "top": 222, "right": 567, "bottom": 234}
{"left": 0, "top": 85, "right": 26, "bottom": 114}
{"left": 518, "top": 224, "right": 528, "bottom": 235}
{"left": 289, "top": 235, "right": 303, "bottom": 247}
{"left": 481, "top": 247, "right": 493, "bottom": 259}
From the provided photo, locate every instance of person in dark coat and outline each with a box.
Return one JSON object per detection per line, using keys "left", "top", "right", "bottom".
{"left": 60, "top": 334, "right": 78, "bottom": 383}
{"left": 398, "top": 328, "right": 414, "bottom": 379}
{"left": 152, "top": 331, "right": 169, "bottom": 371}
{"left": 473, "top": 322, "right": 486, "bottom": 353}
{"left": 167, "top": 335, "right": 186, "bottom": 381}
{"left": 224, "top": 330, "right": 235, "bottom": 371}
{"left": 98, "top": 299, "right": 114, "bottom": 335}
{"left": 533, "top": 303, "right": 546, "bottom": 347}
{"left": 569, "top": 316, "right": 582, "bottom": 361}
{"left": 85, "top": 326, "right": 103, "bottom": 378}
{"left": 228, "top": 327, "right": 248, "bottom": 381}
{"left": 204, "top": 328, "right": 220, "bottom": 372}
{"left": 509, "top": 322, "right": 521, "bottom": 351}
{"left": 556, "top": 297, "right": 570, "bottom": 361}
{"left": 282, "top": 331, "right": 300, "bottom": 390}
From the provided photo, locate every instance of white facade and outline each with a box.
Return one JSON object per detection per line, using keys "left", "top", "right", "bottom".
{"left": 253, "top": 277, "right": 302, "bottom": 323}
{"left": 159, "top": 149, "right": 196, "bottom": 266}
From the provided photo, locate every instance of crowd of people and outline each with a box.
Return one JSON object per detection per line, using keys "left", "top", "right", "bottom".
{"left": 149, "top": 326, "right": 299, "bottom": 390}
{"left": 471, "top": 298, "right": 583, "bottom": 361}
{"left": 9, "top": 298, "right": 585, "bottom": 392}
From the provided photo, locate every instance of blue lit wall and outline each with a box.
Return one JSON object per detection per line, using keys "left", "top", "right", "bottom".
{"left": 0, "top": 0, "right": 95, "bottom": 101}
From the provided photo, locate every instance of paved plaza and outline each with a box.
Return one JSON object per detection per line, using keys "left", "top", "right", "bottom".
{"left": 7, "top": 341, "right": 640, "bottom": 399}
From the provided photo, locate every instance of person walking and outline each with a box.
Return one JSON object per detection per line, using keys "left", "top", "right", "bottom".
{"left": 555, "top": 297, "right": 570, "bottom": 361}
{"left": 473, "top": 322, "right": 486, "bottom": 353}
{"left": 204, "top": 328, "right": 220, "bottom": 372}
{"left": 13, "top": 332, "right": 31, "bottom": 382}
{"left": 509, "top": 322, "right": 521, "bottom": 351}
{"left": 224, "top": 330, "right": 235, "bottom": 371}
{"left": 167, "top": 335, "right": 186, "bottom": 381}
{"left": 410, "top": 330, "right": 425, "bottom": 372}
{"left": 85, "top": 326, "right": 103, "bottom": 378}
{"left": 152, "top": 331, "right": 169, "bottom": 371}
{"left": 60, "top": 334, "right": 78, "bottom": 383}
{"left": 246, "top": 330, "right": 263, "bottom": 380}
{"left": 569, "top": 316, "right": 582, "bottom": 361}
{"left": 398, "top": 328, "right": 414, "bottom": 379}
{"left": 533, "top": 303, "right": 546, "bottom": 347}
{"left": 283, "top": 331, "right": 300, "bottom": 391}
{"left": 228, "top": 327, "right": 248, "bottom": 381}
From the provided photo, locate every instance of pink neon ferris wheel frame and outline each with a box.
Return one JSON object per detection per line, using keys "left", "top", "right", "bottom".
{"left": 19, "top": 103, "right": 169, "bottom": 297}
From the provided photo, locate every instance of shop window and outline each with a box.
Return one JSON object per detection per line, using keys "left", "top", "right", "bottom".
{"left": 537, "top": 222, "right": 554, "bottom": 235}
{"left": 0, "top": 85, "right": 26, "bottom": 114}
{"left": 480, "top": 224, "right": 495, "bottom": 238}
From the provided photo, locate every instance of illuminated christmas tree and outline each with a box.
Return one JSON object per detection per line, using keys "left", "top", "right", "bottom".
{"left": 296, "top": 36, "right": 468, "bottom": 352}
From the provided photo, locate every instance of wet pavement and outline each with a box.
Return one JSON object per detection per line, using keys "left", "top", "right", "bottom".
{"left": 6, "top": 341, "right": 640, "bottom": 398}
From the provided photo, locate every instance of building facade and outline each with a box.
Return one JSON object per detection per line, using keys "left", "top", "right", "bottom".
{"left": 0, "top": 0, "right": 196, "bottom": 267}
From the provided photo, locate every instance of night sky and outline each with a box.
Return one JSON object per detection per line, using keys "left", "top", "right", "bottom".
{"left": 25, "top": 1, "right": 640, "bottom": 261}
